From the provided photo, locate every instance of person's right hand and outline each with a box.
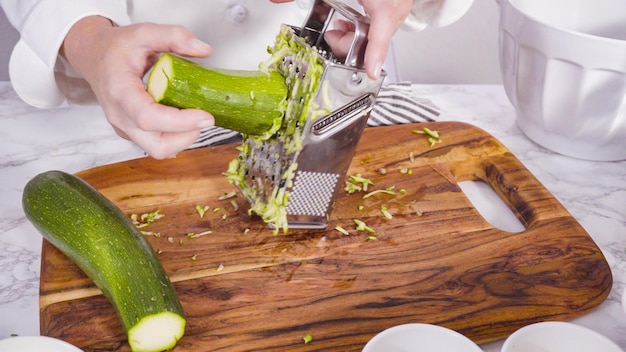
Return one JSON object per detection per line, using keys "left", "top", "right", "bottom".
{"left": 285, "top": 0, "right": 411, "bottom": 80}
{"left": 61, "top": 16, "right": 215, "bottom": 159}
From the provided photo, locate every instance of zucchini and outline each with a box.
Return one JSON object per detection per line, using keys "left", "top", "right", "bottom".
{"left": 147, "top": 53, "right": 287, "bottom": 138}
{"left": 22, "top": 170, "right": 185, "bottom": 352}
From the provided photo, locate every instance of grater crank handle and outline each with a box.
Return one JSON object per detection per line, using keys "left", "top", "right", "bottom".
{"left": 299, "top": 0, "right": 370, "bottom": 68}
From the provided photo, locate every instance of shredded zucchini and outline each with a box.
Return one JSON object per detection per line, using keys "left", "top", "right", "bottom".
{"left": 303, "top": 334, "right": 313, "bottom": 344}
{"left": 226, "top": 25, "right": 325, "bottom": 233}
{"left": 130, "top": 209, "right": 164, "bottom": 228}
{"left": 412, "top": 127, "right": 442, "bottom": 147}
{"left": 335, "top": 225, "right": 350, "bottom": 236}
{"left": 363, "top": 186, "right": 396, "bottom": 199}
{"left": 195, "top": 205, "right": 209, "bottom": 218}
{"left": 354, "top": 219, "right": 375, "bottom": 233}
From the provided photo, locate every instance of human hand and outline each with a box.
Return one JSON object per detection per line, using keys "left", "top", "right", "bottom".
{"left": 270, "top": 0, "right": 412, "bottom": 80}
{"left": 326, "top": 0, "right": 413, "bottom": 79}
{"left": 61, "top": 16, "right": 215, "bottom": 159}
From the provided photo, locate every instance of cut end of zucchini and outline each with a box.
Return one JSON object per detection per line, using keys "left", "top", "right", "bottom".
{"left": 147, "top": 54, "right": 173, "bottom": 103}
{"left": 128, "top": 311, "right": 186, "bottom": 352}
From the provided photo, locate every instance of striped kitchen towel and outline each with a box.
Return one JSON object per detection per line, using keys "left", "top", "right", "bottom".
{"left": 366, "top": 82, "right": 440, "bottom": 126}
{"left": 187, "top": 82, "right": 440, "bottom": 149}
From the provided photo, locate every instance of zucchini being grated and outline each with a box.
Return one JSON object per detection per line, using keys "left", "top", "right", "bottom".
{"left": 147, "top": 53, "right": 287, "bottom": 138}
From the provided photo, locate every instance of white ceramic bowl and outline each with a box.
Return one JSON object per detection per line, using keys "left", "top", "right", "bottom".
{"left": 0, "top": 336, "right": 83, "bottom": 352}
{"left": 501, "top": 321, "right": 624, "bottom": 352}
{"left": 498, "top": 0, "right": 626, "bottom": 161}
{"left": 362, "top": 323, "right": 482, "bottom": 352}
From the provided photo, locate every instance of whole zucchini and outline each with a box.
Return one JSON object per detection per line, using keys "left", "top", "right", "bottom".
{"left": 22, "top": 170, "right": 185, "bottom": 352}
{"left": 147, "top": 52, "right": 287, "bottom": 137}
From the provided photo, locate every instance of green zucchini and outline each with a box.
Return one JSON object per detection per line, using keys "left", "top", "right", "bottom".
{"left": 22, "top": 170, "right": 185, "bottom": 352}
{"left": 147, "top": 53, "right": 287, "bottom": 137}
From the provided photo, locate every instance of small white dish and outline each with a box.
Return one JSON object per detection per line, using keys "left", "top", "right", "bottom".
{"left": 0, "top": 335, "right": 84, "bottom": 352}
{"left": 501, "top": 321, "right": 624, "bottom": 352}
{"left": 362, "top": 323, "right": 482, "bottom": 352}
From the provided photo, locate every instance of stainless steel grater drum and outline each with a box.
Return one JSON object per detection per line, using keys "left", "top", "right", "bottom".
{"left": 236, "top": 0, "right": 386, "bottom": 230}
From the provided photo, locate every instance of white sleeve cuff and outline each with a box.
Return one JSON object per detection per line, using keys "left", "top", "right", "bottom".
{"left": 403, "top": 0, "right": 474, "bottom": 31}
{"left": 9, "top": 0, "right": 131, "bottom": 108}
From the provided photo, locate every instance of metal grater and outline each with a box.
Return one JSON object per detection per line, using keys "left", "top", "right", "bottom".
{"left": 235, "top": 0, "right": 386, "bottom": 230}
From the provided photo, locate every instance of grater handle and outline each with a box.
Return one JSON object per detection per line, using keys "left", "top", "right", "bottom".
{"left": 299, "top": 0, "right": 370, "bottom": 68}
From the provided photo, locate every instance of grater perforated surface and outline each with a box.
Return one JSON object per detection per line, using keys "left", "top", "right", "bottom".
{"left": 286, "top": 171, "right": 339, "bottom": 216}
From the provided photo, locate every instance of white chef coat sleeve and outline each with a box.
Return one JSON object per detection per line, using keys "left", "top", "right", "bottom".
{"left": 1, "top": 0, "right": 131, "bottom": 108}
{"left": 404, "top": 0, "right": 474, "bottom": 31}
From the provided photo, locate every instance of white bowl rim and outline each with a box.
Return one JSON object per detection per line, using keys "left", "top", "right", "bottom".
{"left": 362, "top": 323, "right": 482, "bottom": 352}
{"left": 0, "top": 335, "right": 84, "bottom": 352}
{"left": 501, "top": 321, "right": 624, "bottom": 352}
{"left": 501, "top": 0, "right": 626, "bottom": 45}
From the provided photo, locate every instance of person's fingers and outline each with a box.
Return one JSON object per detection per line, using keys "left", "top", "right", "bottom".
{"left": 359, "top": 0, "right": 412, "bottom": 79}
{"left": 324, "top": 30, "right": 352, "bottom": 58}
{"left": 125, "top": 127, "right": 203, "bottom": 160}
{"left": 95, "top": 65, "right": 214, "bottom": 159}
{"left": 363, "top": 14, "right": 396, "bottom": 79}
{"left": 126, "top": 23, "right": 213, "bottom": 59}
{"left": 133, "top": 102, "right": 215, "bottom": 134}
{"left": 108, "top": 84, "right": 206, "bottom": 159}
{"left": 91, "top": 28, "right": 216, "bottom": 132}
{"left": 324, "top": 20, "right": 357, "bottom": 60}
{"left": 122, "top": 82, "right": 215, "bottom": 133}
{"left": 106, "top": 99, "right": 204, "bottom": 159}
{"left": 63, "top": 21, "right": 217, "bottom": 159}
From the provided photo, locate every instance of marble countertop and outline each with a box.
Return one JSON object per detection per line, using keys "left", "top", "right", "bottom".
{"left": 1, "top": 82, "right": 624, "bottom": 351}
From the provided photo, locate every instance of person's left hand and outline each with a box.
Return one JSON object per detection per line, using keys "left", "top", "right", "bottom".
{"left": 270, "top": 0, "right": 413, "bottom": 80}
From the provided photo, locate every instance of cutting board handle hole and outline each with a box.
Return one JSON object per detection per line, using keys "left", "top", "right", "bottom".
{"left": 458, "top": 180, "right": 525, "bottom": 233}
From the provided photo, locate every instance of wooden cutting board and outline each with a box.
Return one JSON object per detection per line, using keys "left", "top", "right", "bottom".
{"left": 39, "top": 122, "right": 611, "bottom": 351}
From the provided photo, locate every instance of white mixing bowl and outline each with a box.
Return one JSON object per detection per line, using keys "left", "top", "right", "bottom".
{"left": 498, "top": 0, "right": 626, "bottom": 161}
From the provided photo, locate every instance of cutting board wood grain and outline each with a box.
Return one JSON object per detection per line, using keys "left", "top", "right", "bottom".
{"left": 39, "top": 122, "right": 612, "bottom": 351}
